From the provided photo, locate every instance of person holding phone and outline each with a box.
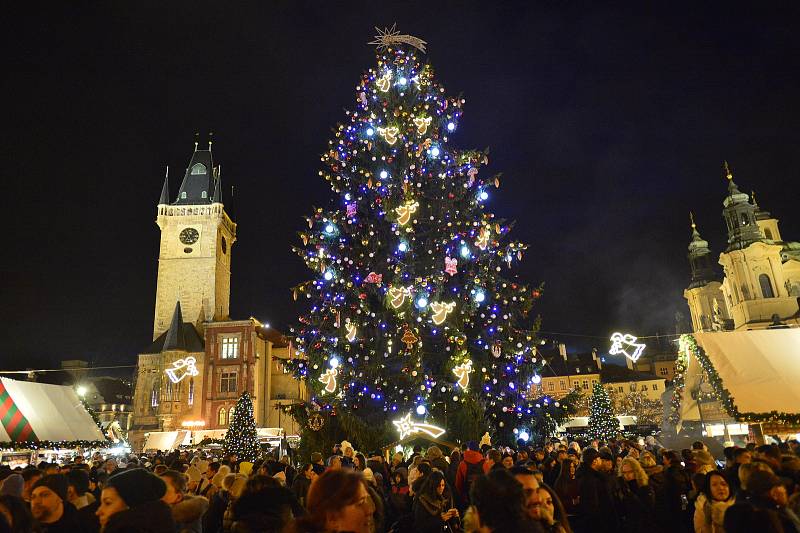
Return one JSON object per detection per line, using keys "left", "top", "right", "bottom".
{"left": 414, "top": 471, "right": 460, "bottom": 532}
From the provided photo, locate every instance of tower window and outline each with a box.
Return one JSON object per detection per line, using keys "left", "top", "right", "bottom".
{"left": 218, "top": 407, "right": 227, "bottom": 426}
{"left": 228, "top": 405, "right": 236, "bottom": 424}
{"left": 220, "top": 336, "right": 239, "bottom": 359}
{"left": 740, "top": 213, "right": 749, "bottom": 226}
{"left": 220, "top": 371, "right": 238, "bottom": 392}
{"left": 765, "top": 228, "right": 773, "bottom": 240}
{"left": 187, "top": 378, "right": 194, "bottom": 406}
{"left": 201, "top": 191, "right": 208, "bottom": 198}
{"left": 181, "top": 192, "right": 187, "bottom": 199}
{"left": 191, "top": 163, "right": 207, "bottom": 175}
{"left": 759, "top": 273, "right": 775, "bottom": 298}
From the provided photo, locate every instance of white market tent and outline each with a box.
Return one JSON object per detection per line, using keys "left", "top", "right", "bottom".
{"left": 679, "top": 329, "right": 800, "bottom": 423}
{"left": 142, "top": 430, "right": 191, "bottom": 452}
{"left": 0, "top": 377, "right": 106, "bottom": 442}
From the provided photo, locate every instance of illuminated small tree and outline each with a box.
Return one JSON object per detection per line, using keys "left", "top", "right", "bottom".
{"left": 588, "top": 382, "right": 619, "bottom": 442}
{"left": 223, "top": 392, "right": 259, "bottom": 462}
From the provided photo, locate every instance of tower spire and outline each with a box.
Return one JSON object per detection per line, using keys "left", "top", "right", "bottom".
{"left": 687, "top": 211, "right": 716, "bottom": 288}
{"left": 159, "top": 166, "right": 170, "bottom": 205}
{"left": 720, "top": 160, "right": 762, "bottom": 251}
{"left": 194, "top": 132, "right": 199, "bottom": 152}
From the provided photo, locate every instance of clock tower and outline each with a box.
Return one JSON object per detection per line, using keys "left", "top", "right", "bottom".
{"left": 152, "top": 141, "right": 236, "bottom": 340}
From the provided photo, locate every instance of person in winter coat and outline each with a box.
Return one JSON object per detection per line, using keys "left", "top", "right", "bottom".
{"left": 575, "top": 448, "right": 619, "bottom": 533}
{"left": 98, "top": 468, "right": 176, "bottom": 533}
{"left": 285, "top": 469, "right": 377, "bottom": 533}
{"left": 30, "top": 474, "right": 81, "bottom": 533}
{"left": 291, "top": 464, "right": 315, "bottom": 507}
{"left": 455, "top": 441, "right": 485, "bottom": 505}
{"left": 693, "top": 471, "right": 735, "bottom": 533}
{"left": 159, "top": 470, "right": 209, "bottom": 533}
{"left": 537, "top": 484, "right": 573, "bottom": 533}
{"left": 744, "top": 470, "right": 800, "bottom": 533}
{"left": 615, "top": 457, "right": 655, "bottom": 533}
{"left": 660, "top": 450, "right": 693, "bottom": 533}
{"left": 229, "top": 485, "right": 297, "bottom": 533}
{"left": 694, "top": 450, "right": 718, "bottom": 476}
{"left": 553, "top": 457, "right": 580, "bottom": 516}
{"left": 413, "top": 471, "right": 459, "bottom": 533}
{"left": 388, "top": 468, "right": 412, "bottom": 519}
{"left": 425, "top": 446, "right": 450, "bottom": 474}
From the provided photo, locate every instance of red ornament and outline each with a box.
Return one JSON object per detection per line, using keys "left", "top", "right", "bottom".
{"left": 364, "top": 272, "right": 383, "bottom": 284}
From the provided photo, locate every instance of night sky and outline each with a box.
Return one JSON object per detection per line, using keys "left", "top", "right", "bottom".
{"left": 5, "top": 3, "right": 799, "bottom": 369}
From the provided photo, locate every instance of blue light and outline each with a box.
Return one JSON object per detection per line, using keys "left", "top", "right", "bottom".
{"left": 474, "top": 290, "right": 486, "bottom": 303}
{"left": 519, "top": 430, "right": 530, "bottom": 442}
{"left": 323, "top": 270, "right": 334, "bottom": 281}
{"left": 447, "top": 122, "right": 455, "bottom": 132}
{"left": 398, "top": 77, "right": 407, "bottom": 85}
{"left": 366, "top": 127, "right": 374, "bottom": 136}
{"left": 344, "top": 193, "right": 351, "bottom": 201}
{"left": 460, "top": 245, "right": 471, "bottom": 258}
{"left": 479, "top": 191, "right": 489, "bottom": 201}
{"left": 380, "top": 170, "right": 389, "bottom": 179}
{"left": 329, "top": 356, "right": 340, "bottom": 368}
{"left": 416, "top": 404, "right": 426, "bottom": 415}
{"left": 429, "top": 146, "right": 440, "bottom": 158}
{"left": 416, "top": 296, "right": 429, "bottom": 309}
{"left": 324, "top": 224, "right": 335, "bottom": 235}
{"left": 398, "top": 242, "right": 408, "bottom": 252}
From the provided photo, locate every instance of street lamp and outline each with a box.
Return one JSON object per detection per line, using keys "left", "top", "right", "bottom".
{"left": 76, "top": 385, "right": 87, "bottom": 397}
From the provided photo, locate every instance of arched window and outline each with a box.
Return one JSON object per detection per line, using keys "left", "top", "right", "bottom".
{"left": 759, "top": 274, "right": 775, "bottom": 298}
{"left": 150, "top": 386, "right": 159, "bottom": 407}
{"left": 191, "top": 163, "right": 207, "bottom": 175}
{"left": 765, "top": 228, "right": 773, "bottom": 240}
{"left": 218, "top": 408, "right": 227, "bottom": 426}
{"left": 740, "top": 212, "right": 749, "bottom": 226}
{"left": 228, "top": 405, "right": 236, "bottom": 424}
{"left": 187, "top": 378, "right": 194, "bottom": 406}
{"left": 165, "top": 381, "right": 173, "bottom": 402}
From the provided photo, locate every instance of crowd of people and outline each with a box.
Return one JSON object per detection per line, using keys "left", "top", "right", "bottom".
{"left": 0, "top": 436, "right": 798, "bottom": 533}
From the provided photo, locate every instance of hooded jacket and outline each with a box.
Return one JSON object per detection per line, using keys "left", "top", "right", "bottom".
{"left": 171, "top": 494, "right": 209, "bottom": 533}
{"left": 455, "top": 449, "right": 485, "bottom": 498}
{"left": 103, "top": 499, "right": 176, "bottom": 533}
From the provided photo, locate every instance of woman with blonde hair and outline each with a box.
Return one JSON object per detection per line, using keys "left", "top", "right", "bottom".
{"left": 615, "top": 456, "right": 655, "bottom": 532}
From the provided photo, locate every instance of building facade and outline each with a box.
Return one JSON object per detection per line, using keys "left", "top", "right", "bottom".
{"left": 129, "top": 142, "right": 306, "bottom": 451}
{"left": 684, "top": 163, "right": 800, "bottom": 332}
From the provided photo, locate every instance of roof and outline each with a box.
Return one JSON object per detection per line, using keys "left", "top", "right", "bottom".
{"left": 540, "top": 350, "right": 600, "bottom": 378}
{"left": 142, "top": 304, "right": 204, "bottom": 355}
{"left": 0, "top": 377, "right": 107, "bottom": 443}
{"left": 174, "top": 149, "right": 218, "bottom": 205}
{"left": 600, "top": 364, "right": 661, "bottom": 383}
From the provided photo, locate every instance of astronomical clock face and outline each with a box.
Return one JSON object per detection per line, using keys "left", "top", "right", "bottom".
{"left": 179, "top": 227, "right": 199, "bottom": 245}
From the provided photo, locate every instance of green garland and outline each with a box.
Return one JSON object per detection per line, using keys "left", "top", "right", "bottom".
{"left": 81, "top": 399, "right": 112, "bottom": 440}
{"left": 671, "top": 334, "right": 800, "bottom": 426}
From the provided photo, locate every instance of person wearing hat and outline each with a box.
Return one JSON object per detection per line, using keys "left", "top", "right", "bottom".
{"left": 746, "top": 469, "right": 800, "bottom": 532}
{"left": 575, "top": 448, "right": 619, "bottom": 533}
{"left": 97, "top": 468, "right": 175, "bottom": 533}
{"left": 0, "top": 474, "right": 23, "bottom": 499}
{"left": 30, "top": 474, "right": 80, "bottom": 532}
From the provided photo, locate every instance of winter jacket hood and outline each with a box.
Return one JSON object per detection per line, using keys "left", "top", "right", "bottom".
{"left": 104, "top": 499, "right": 176, "bottom": 533}
{"left": 462, "top": 449, "right": 484, "bottom": 464}
{"left": 171, "top": 494, "right": 209, "bottom": 525}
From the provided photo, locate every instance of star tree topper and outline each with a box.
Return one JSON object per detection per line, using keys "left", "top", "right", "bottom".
{"left": 368, "top": 24, "right": 428, "bottom": 53}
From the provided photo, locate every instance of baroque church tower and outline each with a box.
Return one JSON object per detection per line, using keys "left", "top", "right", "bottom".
{"left": 152, "top": 138, "right": 236, "bottom": 339}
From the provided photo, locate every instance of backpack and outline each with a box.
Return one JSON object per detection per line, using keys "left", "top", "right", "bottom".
{"left": 463, "top": 460, "right": 485, "bottom": 502}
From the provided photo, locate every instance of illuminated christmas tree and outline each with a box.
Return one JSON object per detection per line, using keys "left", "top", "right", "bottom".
{"left": 588, "top": 382, "right": 619, "bottom": 442}
{"left": 223, "top": 392, "right": 259, "bottom": 461}
{"left": 288, "top": 28, "right": 571, "bottom": 445}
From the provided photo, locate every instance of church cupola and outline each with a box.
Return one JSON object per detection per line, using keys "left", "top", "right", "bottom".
{"left": 721, "top": 161, "right": 762, "bottom": 251}
{"left": 687, "top": 213, "right": 717, "bottom": 289}
{"left": 174, "top": 135, "right": 220, "bottom": 205}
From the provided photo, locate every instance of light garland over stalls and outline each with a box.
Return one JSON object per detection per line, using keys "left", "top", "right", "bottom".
{"left": 286, "top": 36, "right": 572, "bottom": 445}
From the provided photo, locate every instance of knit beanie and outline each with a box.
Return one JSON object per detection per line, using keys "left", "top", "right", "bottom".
{"left": 32, "top": 474, "right": 68, "bottom": 501}
{"left": 106, "top": 468, "right": 166, "bottom": 508}
{"left": 186, "top": 466, "right": 202, "bottom": 484}
{"left": 746, "top": 470, "right": 782, "bottom": 498}
{"left": 0, "top": 474, "right": 24, "bottom": 498}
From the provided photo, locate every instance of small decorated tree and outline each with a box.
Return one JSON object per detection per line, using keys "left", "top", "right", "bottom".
{"left": 223, "top": 392, "right": 260, "bottom": 461}
{"left": 587, "top": 383, "right": 619, "bottom": 442}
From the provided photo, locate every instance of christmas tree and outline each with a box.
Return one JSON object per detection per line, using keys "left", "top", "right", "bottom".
{"left": 588, "top": 382, "right": 619, "bottom": 442}
{"left": 288, "top": 28, "right": 572, "bottom": 445}
{"left": 223, "top": 392, "right": 260, "bottom": 461}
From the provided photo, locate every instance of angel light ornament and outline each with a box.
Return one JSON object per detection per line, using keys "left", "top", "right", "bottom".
{"left": 452, "top": 360, "right": 473, "bottom": 390}
{"left": 444, "top": 257, "right": 458, "bottom": 276}
{"left": 165, "top": 357, "right": 200, "bottom": 384}
{"left": 475, "top": 227, "right": 490, "bottom": 250}
{"left": 395, "top": 201, "right": 419, "bottom": 226}
{"left": 345, "top": 321, "right": 357, "bottom": 343}
{"left": 377, "top": 126, "right": 400, "bottom": 145}
{"left": 413, "top": 116, "right": 432, "bottom": 134}
{"left": 609, "top": 332, "right": 646, "bottom": 362}
{"left": 388, "top": 286, "right": 411, "bottom": 308}
{"left": 491, "top": 343, "right": 502, "bottom": 358}
{"left": 376, "top": 71, "right": 393, "bottom": 92}
{"left": 430, "top": 301, "right": 456, "bottom": 325}
{"left": 318, "top": 366, "right": 339, "bottom": 394}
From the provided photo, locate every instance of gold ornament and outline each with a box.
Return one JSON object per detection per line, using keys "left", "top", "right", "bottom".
{"left": 378, "top": 126, "right": 400, "bottom": 145}
{"left": 376, "top": 71, "right": 393, "bottom": 92}
{"left": 345, "top": 321, "right": 357, "bottom": 342}
{"left": 388, "top": 286, "right": 411, "bottom": 308}
{"left": 452, "top": 360, "right": 473, "bottom": 390}
{"left": 318, "top": 367, "right": 338, "bottom": 394}
{"left": 475, "top": 227, "right": 490, "bottom": 250}
{"left": 413, "top": 116, "right": 432, "bottom": 134}
{"left": 430, "top": 301, "right": 456, "bottom": 325}
{"left": 395, "top": 201, "right": 419, "bottom": 226}
{"left": 402, "top": 327, "right": 419, "bottom": 349}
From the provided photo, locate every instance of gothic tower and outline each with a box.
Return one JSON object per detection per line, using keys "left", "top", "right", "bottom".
{"left": 152, "top": 139, "right": 236, "bottom": 340}
{"left": 683, "top": 214, "right": 729, "bottom": 331}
